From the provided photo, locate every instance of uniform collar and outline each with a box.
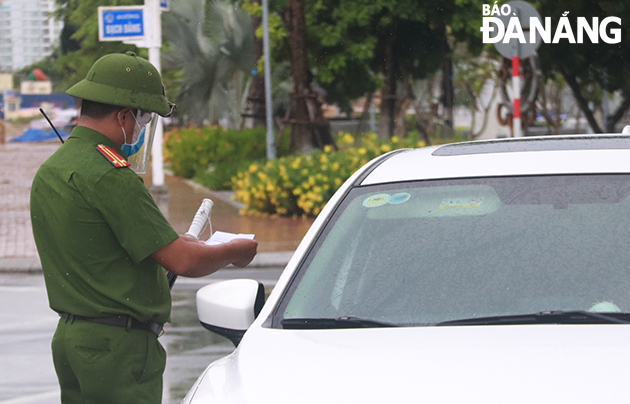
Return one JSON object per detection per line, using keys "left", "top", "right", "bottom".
{"left": 69, "top": 126, "right": 128, "bottom": 158}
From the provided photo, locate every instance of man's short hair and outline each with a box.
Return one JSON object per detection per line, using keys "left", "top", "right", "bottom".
{"left": 80, "top": 100, "right": 121, "bottom": 119}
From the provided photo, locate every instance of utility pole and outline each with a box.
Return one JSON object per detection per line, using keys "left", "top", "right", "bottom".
{"left": 262, "top": 0, "right": 275, "bottom": 159}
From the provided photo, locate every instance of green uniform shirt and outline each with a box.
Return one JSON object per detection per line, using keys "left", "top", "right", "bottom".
{"left": 30, "top": 126, "right": 179, "bottom": 324}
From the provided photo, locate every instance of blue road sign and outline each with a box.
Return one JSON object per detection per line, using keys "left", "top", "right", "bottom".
{"left": 160, "top": 0, "right": 169, "bottom": 9}
{"left": 101, "top": 8, "right": 144, "bottom": 39}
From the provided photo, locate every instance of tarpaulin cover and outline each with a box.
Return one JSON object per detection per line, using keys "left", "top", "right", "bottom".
{"left": 10, "top": 128, "right": 70, "bottom": 143}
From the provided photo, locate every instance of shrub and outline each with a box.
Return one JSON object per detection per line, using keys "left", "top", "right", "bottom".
{"left": 164, "top": 126, "right": 270, "bottom": 189}
{"left": 233, "top": 133, "right": 426, "bottom": 216}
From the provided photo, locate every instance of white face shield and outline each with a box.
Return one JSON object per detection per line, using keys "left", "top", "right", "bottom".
{"left": 126, "top": 111, "right": 159, "bottom": 174}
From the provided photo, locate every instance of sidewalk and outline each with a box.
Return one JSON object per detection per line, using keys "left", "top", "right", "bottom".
{"left": 0, "top": 132, "right": 313, "bottom": 272}
{"left": 0, "top": 142, "right": 55, "bottom": 264}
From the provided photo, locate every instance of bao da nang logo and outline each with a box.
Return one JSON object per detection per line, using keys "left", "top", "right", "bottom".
{"left": 481, "top": 2, "right": 621, "bottom": 44}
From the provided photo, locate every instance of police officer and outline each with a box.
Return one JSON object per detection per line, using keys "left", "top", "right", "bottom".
{"left": 30, "top": 52, "right": 257, "bottom": 404}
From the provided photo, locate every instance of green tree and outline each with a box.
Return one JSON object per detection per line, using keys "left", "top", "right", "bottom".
{"left": 244, "top": 0, "right": 493, "bottom": 146}
{"left": 304, "top": 0, "right": 456, "bottom": 139}
{"left": 536, "top": 73, "right": 577, "bottom": 135}
{"left": 536, "top": 0, "right": 630, "bottom": 132}
{"left": 279, "top": 0, "right": 337, "bottom": 152}
{"left": 241, "top": 0, "right": 267, "bottom": 128}
{"left": 455, "top": 52, "right": 499, "bottom": 139}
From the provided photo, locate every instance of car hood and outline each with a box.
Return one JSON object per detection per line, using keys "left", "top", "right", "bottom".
{"left": 185, "top": 324, "right": 630, "bottom": 403}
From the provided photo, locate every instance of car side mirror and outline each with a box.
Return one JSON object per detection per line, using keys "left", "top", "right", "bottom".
{"left": 196, "top": 279, "right": 265, "bottom": 347}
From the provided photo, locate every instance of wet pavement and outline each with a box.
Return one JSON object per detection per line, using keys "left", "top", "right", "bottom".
{"left": 0, "top": 269, "right": 283, "bottom": 404}
{"left": 143, "top": 170, "right": 315, "bottom": 253}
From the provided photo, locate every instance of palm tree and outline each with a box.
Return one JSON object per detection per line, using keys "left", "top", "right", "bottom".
{"left": 162, "top": 0, "right": 255, "bottom": 127}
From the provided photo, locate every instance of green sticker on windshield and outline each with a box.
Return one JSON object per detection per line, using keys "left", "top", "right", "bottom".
{"left": 363, "top": 194, "right": 390, "bottom": 208}
{"left": 439, "top": 197, "right": 484, "bottom": 209}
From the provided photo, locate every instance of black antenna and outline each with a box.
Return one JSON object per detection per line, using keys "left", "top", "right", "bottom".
{"left": 39, "top": 108, "right": 64, "bottom": 144}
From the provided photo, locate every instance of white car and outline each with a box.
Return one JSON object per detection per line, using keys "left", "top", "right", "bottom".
{"left": 183, "top": 134, "right": 630, "bottom": 404}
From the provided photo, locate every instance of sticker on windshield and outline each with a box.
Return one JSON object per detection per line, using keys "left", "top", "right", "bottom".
{"left": 388, "top": 193, "right": 411, "bottom": 205}
{"left": 363, "top": 194, "right": 391, "bottom": 208}
{"left": 439, "top": 197, "right": 484, "bottom": 209}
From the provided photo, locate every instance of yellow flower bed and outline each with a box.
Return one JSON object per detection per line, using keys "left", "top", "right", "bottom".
{"left": 232, "top": 133, "right": 425, "bottom": 217}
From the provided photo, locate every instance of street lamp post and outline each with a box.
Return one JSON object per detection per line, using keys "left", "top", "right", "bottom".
{"left": 262, "top": 0, "right": 275, "bottom": 160}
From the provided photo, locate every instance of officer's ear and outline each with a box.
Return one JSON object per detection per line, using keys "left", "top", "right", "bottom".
{"left": 115, "top": 108, "right": 135, "bottom": 126}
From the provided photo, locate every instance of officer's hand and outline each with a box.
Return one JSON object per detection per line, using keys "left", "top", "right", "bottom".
{"left": 181, "top": 234, "right": 205, "bottom": 244}
{"left": 228, "top": 238, "right": 258, "bottom": 267}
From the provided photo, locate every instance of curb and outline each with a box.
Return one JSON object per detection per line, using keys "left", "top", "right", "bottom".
{"left": 0, "top": 257, "right": 42, "bottom": 273}
{"left": 0, "top": 251, "right": 294, "bottom": 273}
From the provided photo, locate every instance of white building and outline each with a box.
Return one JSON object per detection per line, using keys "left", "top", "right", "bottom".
{"left": 0, "top": 0, "right": 63, "bottom": 72}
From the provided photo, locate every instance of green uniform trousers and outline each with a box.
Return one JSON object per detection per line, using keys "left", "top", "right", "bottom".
{"left": 52, "top": 317, "right": 166, "bottom": 404}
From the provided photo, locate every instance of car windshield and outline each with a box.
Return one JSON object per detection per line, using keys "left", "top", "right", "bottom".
{"left": 275, "top": 174, "right": 630, "bottom": 327}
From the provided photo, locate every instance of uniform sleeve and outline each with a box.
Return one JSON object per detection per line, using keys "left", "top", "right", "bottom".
{"left": 89, "top": 169, "right": 179, "bottom": 264}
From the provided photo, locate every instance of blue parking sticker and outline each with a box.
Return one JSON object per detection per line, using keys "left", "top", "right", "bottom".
{"left": 363, "top": 194, "right": 391, "bottom": 208}
{"left": 388, "top": 193, "right": 411, "bottom": 205}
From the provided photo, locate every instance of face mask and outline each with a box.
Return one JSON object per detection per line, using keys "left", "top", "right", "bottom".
{"left": 121, "top": 129, "right": 145, "bottom": 157}
{"left": 120, "top": 110, "right": 152, "bottom": 157}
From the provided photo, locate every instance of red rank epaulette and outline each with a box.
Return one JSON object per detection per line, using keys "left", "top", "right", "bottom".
{"left": 97, "top": 144, "right": 130, "bottom": 168}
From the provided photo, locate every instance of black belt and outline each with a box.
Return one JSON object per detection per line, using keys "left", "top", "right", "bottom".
{"left": 59, "top": 312, "right": 163, "bottom": 337}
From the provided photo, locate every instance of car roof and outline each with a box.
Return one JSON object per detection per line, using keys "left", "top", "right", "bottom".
{"left": 361, "top": 134, "right": 630, "bottom": 186}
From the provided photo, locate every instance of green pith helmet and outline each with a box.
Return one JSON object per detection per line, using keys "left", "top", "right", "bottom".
{"left": 66, "top": 51, "right": 174, "bottom": 117}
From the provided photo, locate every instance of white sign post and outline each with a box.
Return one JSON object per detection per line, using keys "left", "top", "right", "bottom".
{"left": 98, "top": 0, "right": 168, "bottom": 194}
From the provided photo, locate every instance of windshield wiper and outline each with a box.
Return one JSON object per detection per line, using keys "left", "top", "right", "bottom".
{"left": 281, "top": 316, "right": 399, "bottom": 329}
{"left": 436, "top": 310, "right": 630, "bottom": 326}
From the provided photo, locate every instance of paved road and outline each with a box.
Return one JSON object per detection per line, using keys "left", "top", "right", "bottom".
{"left": 0, "top": 268, "right": 283, "bottom": 404}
